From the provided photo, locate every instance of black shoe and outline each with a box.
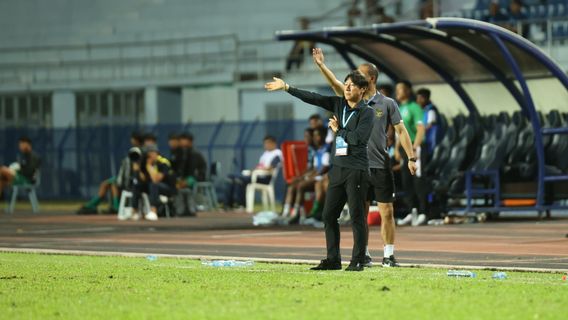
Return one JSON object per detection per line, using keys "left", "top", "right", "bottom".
{"left": 345, "top": 260, "right": 365, "bottom": 272}
{"left": 310, "top": 259, "right": 342, "bottom": 271}
{"left": 382, "top": 255, "right": 400, "bottom": 267}
{"left": 287, "top": 214, "right": 300, "bottom": 225}
{"left": 76, "top": 206, "right": 98, "bottom": 215}
{"left": 362, "top": 255, "right": 373, "bottom": 268}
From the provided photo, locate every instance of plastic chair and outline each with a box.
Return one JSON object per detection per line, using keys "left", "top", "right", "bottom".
{"left": 6, "top": 170, "right": 40, "bottom": 214}
{"left": 192, "top": 161, "right": 220, "bottom": 211}
{"left": 245, "top": 165, "right": 280, "bottom": 214}
{"left": 117, "top": 190, "right": 170, "bottom": 219}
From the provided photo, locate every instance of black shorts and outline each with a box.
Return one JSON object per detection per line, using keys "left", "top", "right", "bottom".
{"left": 366, "top": 168, "right": 395, "bottom": 203}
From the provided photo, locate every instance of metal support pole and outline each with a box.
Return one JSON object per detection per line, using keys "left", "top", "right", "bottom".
{"left": 489, "top": 33, "right": 546, "bottom": 208}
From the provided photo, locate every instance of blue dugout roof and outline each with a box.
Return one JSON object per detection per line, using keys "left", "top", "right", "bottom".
{"left": 276, "top": 17, "right": 568, "bottom": 211}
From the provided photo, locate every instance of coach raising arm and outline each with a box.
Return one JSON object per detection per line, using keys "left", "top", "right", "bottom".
{"left": 265, "top": 71, "right": 374, "bottom": 271}
{"left": 312, "top": 48, "right": 416, "bottom": 268}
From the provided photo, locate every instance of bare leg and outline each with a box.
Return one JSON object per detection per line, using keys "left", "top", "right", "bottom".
{"left": 378, "top": 202, "right": 395, "bottom": 245}
{"left": 0, "top": 166, "right": 16, "bottom": 194}
{"left": 98, "top": 180, "right": 111, "bottom": 199}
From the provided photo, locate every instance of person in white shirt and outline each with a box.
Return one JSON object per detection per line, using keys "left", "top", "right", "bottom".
{"left": 224, "top": 135, "right": 282, "bottom": 209}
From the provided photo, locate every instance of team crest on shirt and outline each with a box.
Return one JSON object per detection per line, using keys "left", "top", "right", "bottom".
{"left": 375, "top": 109, "right": 383, "bottom": 118}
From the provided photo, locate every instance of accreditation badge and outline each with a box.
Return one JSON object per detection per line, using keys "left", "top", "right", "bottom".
{"left": 335, "top": 136, "right": 348, "bottom": 156}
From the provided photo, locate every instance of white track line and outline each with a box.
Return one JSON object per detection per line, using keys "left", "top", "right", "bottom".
{"left": 0, "top": 247, "right": 565, "bottom": 273}
{"left": 211, "top": 231, "right": 303, "bottom": 239}
{"left": 22, "top": 227, "right": 117, "bottom": 234}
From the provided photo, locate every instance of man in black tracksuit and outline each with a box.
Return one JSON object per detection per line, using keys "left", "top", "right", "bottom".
{"left": 265, "top": 70, "right": 374, "bottom": 271}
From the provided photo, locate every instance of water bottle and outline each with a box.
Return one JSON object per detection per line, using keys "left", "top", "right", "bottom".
{"left": 146, "top": 255, "right": 158, "bottom": 261}
{"left": 201, "top": 259, "right": 254, "bottom": 267}
{"left": 492, "top": 272, "right": 507, "bottom": 279}
{"left": 447, "top": 270, "right": 476, "bottom": 278}
{"left": 427, "top": 219, "right": 444, "bottom": 226}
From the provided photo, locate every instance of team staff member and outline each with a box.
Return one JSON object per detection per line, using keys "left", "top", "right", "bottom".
{"left": 265, "top": 70, "right": 374, "bottom": 272}
{"left": 312, "top": 48, "right": 417, "bottom": 267}
{"left": 395, "top": 81, "right": 426, "bottom": 227}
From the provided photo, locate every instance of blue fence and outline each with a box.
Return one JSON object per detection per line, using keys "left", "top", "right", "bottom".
{"left": 0, "top": 120, "right": 310, "bottom": 201}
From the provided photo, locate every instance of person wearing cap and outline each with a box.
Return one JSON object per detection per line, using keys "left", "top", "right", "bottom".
{"left": 130, "top": 145, "right": 177, "bottom": 221}
{"left": 77, "top": 131, "right": 144, "bottom": 215}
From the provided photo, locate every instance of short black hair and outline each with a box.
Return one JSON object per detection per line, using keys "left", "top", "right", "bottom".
{"left": 144, "top": 133, "right": 157, "bottom": 142}
{"left": 511, "top": 0, "right": 523, "bottom": 6}
{"left": 344, "top": 70, "right": 369, "bottom": 89}
{"left": 397, "top": 80, "right": 413, "bottom": 90}
{"left": 309, "top": 114, "right": 322, "bottom": 121}
{"left": 19, "top": 136, "right": 32, "bottom": 145}
{"left": 131, "top": 131, "right": 144, "bottom": 144}
{"left": 179, "top": 132, "right": 194, "bottom": 141}
{"left": 416, "top": 88, "right": 431, "bottom": 100}
{"left": 264, "top": 135, "right": 277, "bottom": 143}
{"left": 359, "top": 63, "right": 379, "bottom": 83}
{"left": 378, "top": 84, "right": 394, "bottom": 97}
{"left": 313, "top": 126, "right": 327, "bottom": 140}
{"left": 168, "top": 132, "right": 179, "bottom": 140}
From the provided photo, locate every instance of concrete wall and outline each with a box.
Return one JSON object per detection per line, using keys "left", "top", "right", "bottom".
{"left": 0, "top": 0, "right": 341, "bottom": 47}
{"left": 182, "top": 85, "right": 239, "bottom": 123}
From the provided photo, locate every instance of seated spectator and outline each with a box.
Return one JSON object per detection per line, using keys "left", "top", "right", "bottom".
{"left": 224, "top": 135, "right": 282, "bottom": 210}
{"left": 483, "top": 1, "right": 508, "bottom": 24}
{"left": 144, "top": 133, "right": 158, "bottom": 147}
{"left": 0, "top": 136, "right": 41, "bottom": 197}
{"left": 504, "top": 0, "right": 529, "bottom": 38}
{"left": 373, "top": 6, "right": 395, "bottom": 23}
{"left": 130, "top": 145, "right": 176, "bottom": 221}
{"left": 168, "top": 132, "right": 180, "bottom": 170}
{"left": 297, "top": 127, "right": 331, "bottom": 225}
{"left": 174, "top": 132, "right": 207, "bottom": 216}
{"left": 77, "top": 131, "right": 143, "bottom": 214}
{"left": 309, "top": 113, "right": 334, "bottom": 148}
{"left": 281, "top": 128, "right": 314, "bottom": 220}
{"left": 420, "top": 0, "right": 434, "bottom": 19}
{"left": 285, "top": 17, "right": 315, "bottom": 71}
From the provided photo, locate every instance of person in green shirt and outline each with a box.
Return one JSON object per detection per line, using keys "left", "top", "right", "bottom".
{"left": 394, "top": 80, "right": 429, "bottom": 227}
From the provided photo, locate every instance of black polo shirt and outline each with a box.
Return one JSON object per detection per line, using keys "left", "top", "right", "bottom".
{"left": 287, "top": 87, "right": 374, "bottom": 170}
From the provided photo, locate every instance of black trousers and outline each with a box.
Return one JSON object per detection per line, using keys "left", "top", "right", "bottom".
{"left": 132, "top": 181, "right": 175, "bottom": 209}
{"left": 322, "top": 165, "right": 369, "bottom": 262}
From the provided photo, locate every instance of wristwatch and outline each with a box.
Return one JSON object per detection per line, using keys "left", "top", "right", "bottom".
{"left": 409, "top": 157, "right": 417, "bottom": 162}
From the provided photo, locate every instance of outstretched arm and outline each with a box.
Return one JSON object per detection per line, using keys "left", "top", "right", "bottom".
{"left": 264, "top": 77, "right": 336, "bottom": 112}
{"left": 312, "top": 48, "right": 345, "bottom": 97}
{"left": 394, "top": 122, "right": 417, "bottom": 175}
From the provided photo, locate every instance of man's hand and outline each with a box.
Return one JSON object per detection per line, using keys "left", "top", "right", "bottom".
{"left": 264, "top": 77, "right": 287, "bottom": 91}
{"left": 408, "top": 160, "right": 417, "bottom": 176}
{"left": 329, "top": 115, "right": 339, "bottom": 133}
{"left": 312, "top": 48, "right": 325, "bottom": 66}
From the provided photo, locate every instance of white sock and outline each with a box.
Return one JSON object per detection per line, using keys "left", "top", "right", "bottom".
{"left": 282, "top": 204, "right": 290, "bottom": 216}
{"left": 384, "top": 245, "right": 394, "bottom": 258}
{"left": 365, "top": 246, "right": 371, "bottom": 257}
{"left": 292, "top": 204, "right": 301, "bottom": 217}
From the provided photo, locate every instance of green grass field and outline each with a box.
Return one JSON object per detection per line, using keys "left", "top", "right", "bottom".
{"left": 0, "top": 253, "right": 566, "bottom": 319}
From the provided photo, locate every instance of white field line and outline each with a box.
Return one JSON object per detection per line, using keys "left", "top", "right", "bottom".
{"left": 0, "top": 247, "right": 566, "bottom": 273}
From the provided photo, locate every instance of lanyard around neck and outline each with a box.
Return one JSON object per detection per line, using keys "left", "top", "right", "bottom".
{"left": 342, "top": 106, "right": 356, "bottom": 128}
